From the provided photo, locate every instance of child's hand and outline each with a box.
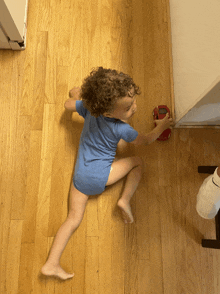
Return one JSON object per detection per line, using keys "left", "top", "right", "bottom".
{"left": 69, "top": 87, "right": 81, "bottom": 99}
{"left": 155, "top": 112, "right": 175, "bottom": 130}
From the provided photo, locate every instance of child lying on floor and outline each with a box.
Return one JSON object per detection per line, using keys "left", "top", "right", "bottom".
{"left": 41, "top": 67, "right": 191, "bottom": 280}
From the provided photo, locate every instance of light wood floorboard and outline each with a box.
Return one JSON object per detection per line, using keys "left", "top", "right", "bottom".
{"left": 1, "top": 0, "right": 220, "bottom": 293}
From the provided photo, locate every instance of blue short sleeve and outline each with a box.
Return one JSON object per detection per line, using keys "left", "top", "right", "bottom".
{"left": 75, "top": 100, "right": 88, "bottom": 118}
{"left": 117, "top": 122, "right": 138, "bottom": 143}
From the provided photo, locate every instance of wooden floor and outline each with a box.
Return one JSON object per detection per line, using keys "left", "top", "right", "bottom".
{"left": 1, "top": 0, "right": 220, "bottom": 293}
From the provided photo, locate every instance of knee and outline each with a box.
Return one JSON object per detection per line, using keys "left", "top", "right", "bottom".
{"left": 67, "top": 212, "right": 83, "bottom": 230}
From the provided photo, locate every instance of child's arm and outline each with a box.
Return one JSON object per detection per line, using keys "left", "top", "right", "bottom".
{"left": 64, "top": 87, "right": 81, "bottom": 111}
{"left": 130, "top": 125, "right": 165, "bottom": 146}
{"left": 64, "top": 99, "right": 77, "bottom": 111}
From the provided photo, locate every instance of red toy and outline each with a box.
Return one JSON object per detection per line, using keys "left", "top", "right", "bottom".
{"left": 153, "top": 105, "right": 171, "bottom": 141}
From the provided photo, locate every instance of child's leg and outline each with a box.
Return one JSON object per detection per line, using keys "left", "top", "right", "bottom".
{"left": 41, "top": 183, "right": 88, "bottom": 280}
{"left": 106, "top": 156, "right": 144, "bottom": 223}
{"left": 118, "top": 162, "right": 143, "bottom": 224}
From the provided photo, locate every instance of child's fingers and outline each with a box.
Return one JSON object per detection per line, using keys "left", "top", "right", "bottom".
{"left": 69, "top": 87, "right": 81, "bottom": 98}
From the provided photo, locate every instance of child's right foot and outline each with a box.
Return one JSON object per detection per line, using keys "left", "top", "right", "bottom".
{"left": 41, "top": 263, "right": 74, "bottom": 280}
{"left": 117, "top": 199, "right": 134, "bottom": 223}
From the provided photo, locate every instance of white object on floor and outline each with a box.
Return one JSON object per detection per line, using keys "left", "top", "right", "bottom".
{"left": 196, "top": 167, "right": 220, "bottom": 219}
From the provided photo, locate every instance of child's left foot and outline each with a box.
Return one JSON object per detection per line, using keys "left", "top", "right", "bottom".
{"left": 41, "top": 263, "right": 74, "bottom": 280}
{"left": 117, "top": 199, "right": 134, "bottom": 223}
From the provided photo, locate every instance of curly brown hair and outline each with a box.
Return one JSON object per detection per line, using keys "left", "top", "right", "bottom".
{"left": 80, "top": 67, "right": 141, "bottom": 118}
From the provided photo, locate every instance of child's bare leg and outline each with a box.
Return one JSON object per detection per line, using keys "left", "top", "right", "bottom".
{"left": 117, "top": 163, "right": 143, "bottom": 223}
{"left": 41, "top": 183, "right": 88, "bottom": 280}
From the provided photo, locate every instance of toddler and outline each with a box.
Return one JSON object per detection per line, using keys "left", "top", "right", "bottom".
{"left": 41, "top": 67, "right": 174, "bottom": 280}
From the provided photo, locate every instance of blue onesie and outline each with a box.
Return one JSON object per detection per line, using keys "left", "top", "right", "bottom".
{"left": 73, "top": 100, "right": 138, "bottom": 195}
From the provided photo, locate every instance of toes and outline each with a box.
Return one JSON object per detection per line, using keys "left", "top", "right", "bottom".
{"left": 58, "top": 273, "right": 74, "bottom": 280}
{"left": 121, "top": 208, "right": 133, "bottom": 223}
{"left": 54, "top": 269, "right": 74, "bottom": 280}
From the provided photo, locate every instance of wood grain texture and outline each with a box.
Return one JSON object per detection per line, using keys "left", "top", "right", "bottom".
{"left": 1, "top": 0, "right": 220, "bottom": 293}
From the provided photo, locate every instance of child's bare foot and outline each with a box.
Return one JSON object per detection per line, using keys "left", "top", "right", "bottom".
{"left": 41, "top": 263, "right": 74, "bottom": 280}
{"left": 117, "top": 199, "right": 134, "bottom": 223}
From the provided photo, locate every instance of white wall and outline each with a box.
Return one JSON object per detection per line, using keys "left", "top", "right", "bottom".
{"left": 1, "top": 0, "right": 28, "bottom": 40}
{"left": 169, "top": 0, "right": 220, "bottom": 126}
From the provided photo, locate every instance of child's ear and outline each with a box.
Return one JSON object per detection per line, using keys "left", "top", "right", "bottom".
{"left": 103, "top": 112, "right": 112, "bottom": 117}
